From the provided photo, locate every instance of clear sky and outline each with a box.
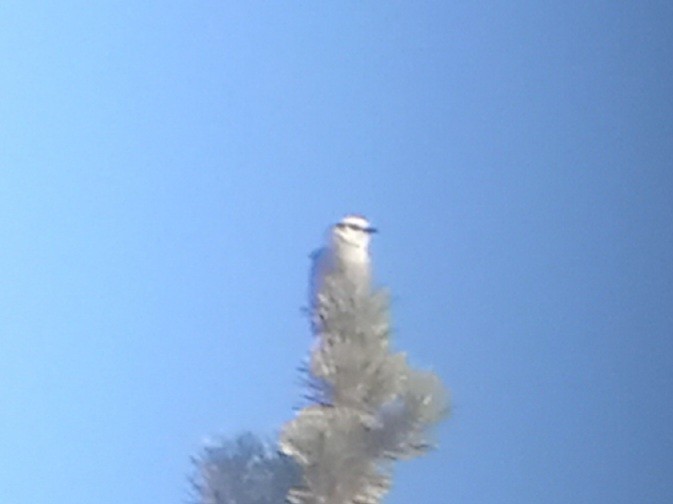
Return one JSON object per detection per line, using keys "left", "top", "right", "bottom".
{"left": 1, "top": 2, "right": 672, "bottom": 503}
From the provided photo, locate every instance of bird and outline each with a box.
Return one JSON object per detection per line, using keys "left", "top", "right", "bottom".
{"left": 308, "top": 214, "right": 378, "bottom": 335}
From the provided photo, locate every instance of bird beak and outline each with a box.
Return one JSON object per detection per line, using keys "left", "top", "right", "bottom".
{"left": 366, "top": 227, "right": 378, "bottom": 234}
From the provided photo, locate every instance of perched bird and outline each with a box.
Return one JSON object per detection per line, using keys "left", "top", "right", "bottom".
{"left": 309, "top": 214, "right": 377, "bottom": 334}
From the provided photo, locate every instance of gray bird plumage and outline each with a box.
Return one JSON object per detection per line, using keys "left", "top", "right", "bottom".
{"left": 308, "top": 214, "right": 377, "bottom": 335}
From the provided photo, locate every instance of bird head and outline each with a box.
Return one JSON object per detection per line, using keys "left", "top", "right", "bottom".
{"left": 331, "top": 214, "right": 377, "bottom": 251}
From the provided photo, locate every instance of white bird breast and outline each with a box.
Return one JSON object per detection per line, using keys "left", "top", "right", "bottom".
{"left": 309, "top": 244, "right": 372, "bottom": 308}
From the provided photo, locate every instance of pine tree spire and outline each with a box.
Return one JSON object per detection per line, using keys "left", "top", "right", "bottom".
{"left": 280, "top": 217, "right": 449, "bottom": 504}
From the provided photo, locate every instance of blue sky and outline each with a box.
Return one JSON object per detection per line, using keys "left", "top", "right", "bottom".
{"left": 1, "top": 2, "right": 672, "bottom": 503}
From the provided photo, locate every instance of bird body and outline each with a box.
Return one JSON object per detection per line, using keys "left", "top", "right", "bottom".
{"left": 309, "top": 215, "right": 377, "bottom": 335}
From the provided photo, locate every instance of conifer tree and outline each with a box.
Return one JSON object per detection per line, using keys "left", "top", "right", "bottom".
{"left": 192, "top": 219, "right": 448, "bottom": 504}
{"left": 280, "top": 237, "right": 448, "bottom": 504}
{"left": 191, "top": 432, "right": 299, "bottom": 504}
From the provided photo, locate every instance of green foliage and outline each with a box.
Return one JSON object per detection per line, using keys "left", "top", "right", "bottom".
{"left": 280, "top": 271, "right": 449, "bottom": 504}
{"left": 191, "top": 433, "right": 299, "bottom": 504}
{"left": 192, "top": 241, "right": 448, "bottom": 504}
